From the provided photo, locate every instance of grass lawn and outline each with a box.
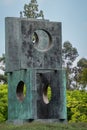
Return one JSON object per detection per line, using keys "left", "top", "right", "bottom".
{"left": 0, "top": 122, "right": 87, "bottom": 130}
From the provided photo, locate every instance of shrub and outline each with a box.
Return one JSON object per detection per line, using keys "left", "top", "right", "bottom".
{"left": 0, "top": 84, "right": 8, "bottom": 122}
{"left": 0, "top": 84, "right": 87, "bottom": 123}
{"left": 67, "top": 90, "right": 87, "bottom": 122}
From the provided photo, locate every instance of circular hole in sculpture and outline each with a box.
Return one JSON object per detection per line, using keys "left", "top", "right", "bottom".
{"left": 43, "top": 85, "right": 52, "bottom": 104}
{"left": 32, "top": 30, "right": 52, "bottom": 52}
{"left": 16, "top": 81, "right": 26, "bottom": 102}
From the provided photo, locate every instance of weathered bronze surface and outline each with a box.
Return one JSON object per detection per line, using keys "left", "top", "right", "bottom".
{"left": 5, "top": 17, "right": 67, "bottom": 122}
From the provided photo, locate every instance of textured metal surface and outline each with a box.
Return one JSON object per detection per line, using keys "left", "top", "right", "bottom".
{"left": 36, "top": 70, "right": 61, "bottom": 119}
{"left": 5, "top": 17, "right": 67, "bottom": 122}
{"left": 8, "top": 69, "right": 34, "bottom": 120}
{"left": 36, "top": 69, "right": 66, "bottom": 120}
{"left": 5, "top": 17, "right": 62, "bottom": 72}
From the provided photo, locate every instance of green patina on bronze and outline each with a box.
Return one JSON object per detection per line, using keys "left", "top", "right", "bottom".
{"left": 8, "top": 69, "right": 33, "bottom": 120}
{"left": 5, "top": 17, "right": 67, "bottom": 122}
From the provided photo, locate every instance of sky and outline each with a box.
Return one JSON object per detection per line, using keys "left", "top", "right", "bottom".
{"left": 0, "top": 0, "right": 87, "bottom": 62}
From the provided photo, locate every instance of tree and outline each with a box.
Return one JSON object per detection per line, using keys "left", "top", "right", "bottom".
{"left": 0, "top": 54, "right": 5, "bottom": 69}
{"left": 23, "top": 0, "right": 44, "bottom": 19}
{"left": 80, "top": 68, "right": 87, "bottom": 86}
{"left": 77, "top": 58, "right": 87, "bottom": 89}
{"left": 62, "top": 41, "right": 79, "bottom": 67}
{"left": 77, "top": 58, "right": 87, "bottom": 68}
{"left": 0, "top": 54, "right": 7, "bottom": 84}
{"left": 62, "top": 41, "right": 79, "bottom": 89}
{"left": 71, "top": 66, "right": 81, "bottom": 90}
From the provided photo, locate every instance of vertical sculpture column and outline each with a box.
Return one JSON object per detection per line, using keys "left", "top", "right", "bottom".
{"left": 59, "top": 70, "right": 67, "bottom": 121}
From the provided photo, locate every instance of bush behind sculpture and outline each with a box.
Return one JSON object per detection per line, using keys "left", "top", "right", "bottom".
{"left": 67, "top": 90, "right": 87, "bottom": 122}
{"left": 0, "top": 84, "right": 87, "bottom": 122}
{"left": 0, "top": 84, "right": 8, "bottom": 122}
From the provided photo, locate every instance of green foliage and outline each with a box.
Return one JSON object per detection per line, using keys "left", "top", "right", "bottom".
{"left": 0, "top": 84, "right": 8, "bottom": 122}
{"left": 0, "top": 84, "right": 87, "bottom": 123}
{"left": 79, "top": 68, "right": 87, "bottom": 88}
{"left": 77, "top": 58, "right": 87, "bottom": 89}
{"left": 23, "top": 0, "right": 44, "bottom": 19}
{"left": 67, "top": 90, "right": 87, "bottom": 122}
{"left": 81, "top": 68, "right": 87, "bottom": 83}
{"left": 0, "top": 74, "right": 7, "bottom": 84}
{"left": 0, "top": 54, "right": 7, "bottom": 84}
{"left": 62, "top": 41, "right": 79, "bottom": 89}
{"left": 47, "top": 85, "right": 52, "bottom": 101}
{"left": 62, "top": 41, "right": 79, "bottom": 65}
{"left": 77, "top": 58, "right": 87, "bottom": 68}
{"left": 0, "top": 54, "right": 5, "bottom": 64}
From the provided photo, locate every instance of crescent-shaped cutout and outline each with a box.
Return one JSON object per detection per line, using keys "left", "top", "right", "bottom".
{"left": 32, "top": 29, "right": 52, "bottom": 52}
